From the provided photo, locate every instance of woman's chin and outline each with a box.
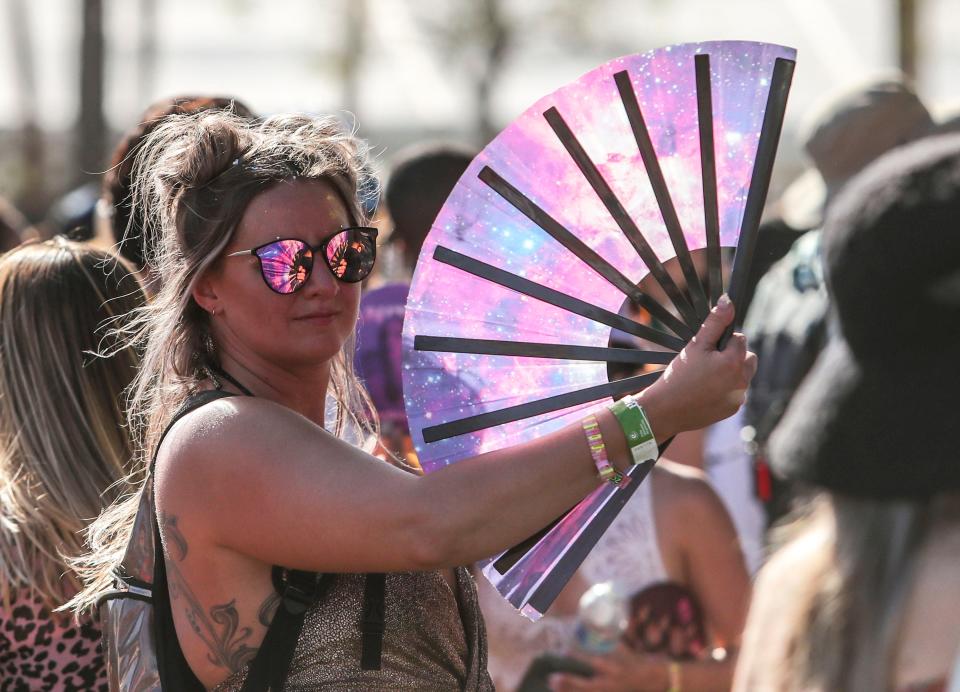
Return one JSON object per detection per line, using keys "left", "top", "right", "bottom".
{"left": 278, "top": 340, "right": 346, "bottom": 368}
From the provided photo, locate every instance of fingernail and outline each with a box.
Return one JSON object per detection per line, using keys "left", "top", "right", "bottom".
{"left": 718, "top": 294, "right": 731, "bottom": 308}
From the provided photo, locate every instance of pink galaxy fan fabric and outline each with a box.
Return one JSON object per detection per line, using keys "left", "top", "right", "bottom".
{"left": 402, "top": 40, "right": 796, "bottom": 619}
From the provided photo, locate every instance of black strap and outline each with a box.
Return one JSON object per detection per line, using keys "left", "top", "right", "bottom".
{"left": 240, "top": 568, "right": 335, "bottom": 692}
{"left": 154, "top": 390, "right": 236, "bottom": 692}
{"left": 360, "top": 574, "right": 386, "bottom": 670}
{"left": 153, "top": 507, "right": 206, "bottom": 691}
{"left": 151, "top": 387, "right": 388, "bottom": 690}
{"left": 205, "top": 361, "right": 256, "bottom": 397}
{"left": 150, "top": 389, "right": 237, "bottom": 474}
{"left": 239, "top": 571, "right": 387, "bottom": 689}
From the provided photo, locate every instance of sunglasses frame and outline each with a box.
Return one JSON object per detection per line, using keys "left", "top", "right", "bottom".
{"left": 226, "top": 226, "right": 378, "bottom": 294}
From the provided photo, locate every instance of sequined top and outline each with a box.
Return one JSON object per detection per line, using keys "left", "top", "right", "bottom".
{"left": 214, "top": 567, "right": 493, "bottom": 691}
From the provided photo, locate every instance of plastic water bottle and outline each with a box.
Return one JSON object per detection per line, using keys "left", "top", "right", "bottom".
{"left": 574, "top": 582, "right": 627, "bottom": 654}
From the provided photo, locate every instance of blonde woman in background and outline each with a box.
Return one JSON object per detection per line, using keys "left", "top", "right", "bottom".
{"left": 0, "top": 240, "right": 145, "bottom": 689}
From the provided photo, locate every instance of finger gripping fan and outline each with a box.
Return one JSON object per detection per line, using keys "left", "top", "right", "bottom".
{"left": 402, "top": 40, "right": 796, "bottom": 619}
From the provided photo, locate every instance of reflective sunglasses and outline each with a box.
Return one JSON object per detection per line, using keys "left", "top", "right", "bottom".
{"left": 226, "top": 227, "right": 378, "bottom": 294}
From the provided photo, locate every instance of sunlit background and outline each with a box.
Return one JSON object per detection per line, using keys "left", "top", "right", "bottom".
{"left": 1, "top": 0, "right": 957, "bottom": 225}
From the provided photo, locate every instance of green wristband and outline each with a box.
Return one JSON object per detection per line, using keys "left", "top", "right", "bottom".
{"left": 609, "top": 395, "right": 659, "bottom": 465}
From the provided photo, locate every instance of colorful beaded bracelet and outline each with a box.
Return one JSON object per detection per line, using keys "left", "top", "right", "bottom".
{"left": 581, "top": 414, "right": 626, "bottom": 486}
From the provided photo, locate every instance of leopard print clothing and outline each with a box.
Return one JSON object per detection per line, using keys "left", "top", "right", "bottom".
{"left": 0, "top": 592, "right": 107, "bottom": 692}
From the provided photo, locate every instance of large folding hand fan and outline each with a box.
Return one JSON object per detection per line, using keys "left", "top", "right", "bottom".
{"left": 402, "top": 40, "right": 796, "bottom": 619}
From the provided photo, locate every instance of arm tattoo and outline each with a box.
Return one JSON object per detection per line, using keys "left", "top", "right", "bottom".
{"left": 159, "top": 512, "right": 257, "bottom": 673}
{"left": 162, "top": 514, "right": 189, "bottom": 561}
{"left": 258, "top": 591, "right": 282, "bottom": 627}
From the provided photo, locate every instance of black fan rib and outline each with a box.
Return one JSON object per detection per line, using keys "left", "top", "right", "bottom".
{"left": 542, "top": 106, "right": 701, "bottom": 330}
{"left": 613, "top": 70, "right": 710, "bottom": 320}
{"left": 722, "top": 57, "right": 796, "bottom": 346}
{"left": 414, "top": 335, "right": 676, "bottom": 365}
{"left": 478, "top": 166, "right": 694, "bottom": 340}
{"left": 526, "top": 458, "right": 656, "bottom": 612}
{"left": 433, "top": 246, "right": 686, "bottom": 352}
{"left": 695, "top": 54, "right": 723, "bottom": 307}
{"left": 421, "top": 369, "right": 661, "bottom": 443}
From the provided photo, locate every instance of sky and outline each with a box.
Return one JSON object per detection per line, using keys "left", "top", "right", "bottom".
{"left": 1, "top": 0, "right": 957, "bottom": 182}
{"left": 4, "top": 0, "right": 958, "bottom": 125}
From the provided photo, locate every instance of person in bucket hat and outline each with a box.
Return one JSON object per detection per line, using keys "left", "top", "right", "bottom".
{"left": 742, "top": 76, "right": 936, "bottom": 526}
{"left": 735, "top": 133, "right": 960, "bottom": 692}
{"left": 771, "top": 133, "right": 960, "bottom": 497}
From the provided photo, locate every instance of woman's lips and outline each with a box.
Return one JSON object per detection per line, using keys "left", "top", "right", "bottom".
{"left": 294, "top": 311, "right": 339, "bottom": 324}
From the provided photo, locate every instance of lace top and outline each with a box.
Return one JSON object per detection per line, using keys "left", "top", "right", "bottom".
{"left": 214, "top": 567, "right": 494, "bottom": 691}
{"left": 478, "top": 477, "right": 668, "bottom": 690}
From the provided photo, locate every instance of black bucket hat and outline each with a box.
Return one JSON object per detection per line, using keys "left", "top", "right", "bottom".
{"left": 769, "top": 133, "right": 960, "bottom": 499}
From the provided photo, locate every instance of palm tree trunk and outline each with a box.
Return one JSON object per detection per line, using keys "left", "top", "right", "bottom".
{"left": 137, "top": 0, "right": 158, "bottom": 109}
{"left": 6, "top": 0, "right": 45, "bottom": 218}
{"left": 77, "top": 0, "right": 106, "bottom": 183}
{"left": 897, "top": 0, "right": 918, "bottom": 80}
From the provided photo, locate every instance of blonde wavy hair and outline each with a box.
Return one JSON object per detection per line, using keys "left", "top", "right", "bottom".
{"left": 70, "top": 111, "right": 379, "bottom": 613}
{"left": 737, "top": 493, "right": 943, "bottom": 691}
{"left": 0, "top": 239, "right": 143, "bottom": 610}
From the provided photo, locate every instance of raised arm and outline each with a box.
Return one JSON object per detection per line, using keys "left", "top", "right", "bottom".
{"left": 155, "top": 297, "right": 754, "bottom": 575}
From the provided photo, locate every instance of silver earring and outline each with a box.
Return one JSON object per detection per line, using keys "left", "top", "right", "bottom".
{"left": 210, "top": 307, "right": 217, "bottom": 317}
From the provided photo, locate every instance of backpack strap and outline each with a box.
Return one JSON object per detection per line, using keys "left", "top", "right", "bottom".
{"left": 151, "top": 389, "right": 388, "bottom": 689}
{"left": 360, "top": 573, "right": 386, "bottom": 670}
{"left": 239, "top": 570, "right": 387, "bottom": 690}
{"left": 154, "top": 390, "right": 237, "bottom": 692}
{"left": 239, "top": 568, "right": 334, "bottom": 692}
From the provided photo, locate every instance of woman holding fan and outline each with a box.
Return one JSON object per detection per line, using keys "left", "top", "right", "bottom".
{"left": 71, "top": 110, "right": 755, "bottom": 690}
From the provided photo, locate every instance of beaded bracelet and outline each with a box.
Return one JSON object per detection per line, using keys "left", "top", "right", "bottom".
{"left": 608, "top": 394, "right": 659, "bottom": 465}
{"left": 580, "top": 414, "right": 626, "bottom": 486}
{"left": 668, "top": 661, "right": 682, "bottom": 692}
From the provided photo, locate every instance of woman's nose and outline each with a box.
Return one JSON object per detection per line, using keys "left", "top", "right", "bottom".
{"left": 302, "top": 259, "right": 340, "bottom": 298}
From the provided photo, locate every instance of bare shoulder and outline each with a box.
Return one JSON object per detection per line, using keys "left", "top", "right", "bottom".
{"left": 159, "top": 396, "right": 311, "bottom": 461}
{"left": 154, "top": 396, "right": 333, "bottom": 503}
{"left": 653, "top": 459, "right": 721, "bottom": 509}
{"left": 652, "top": 459, "right": 736, "bottom": 544}
{"left": 161, "top": 395, "right": 313, "bottom": 448}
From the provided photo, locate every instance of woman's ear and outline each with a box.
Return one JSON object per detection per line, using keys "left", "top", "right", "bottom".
{"left": 192, "top": 270, "right": 220, "bottom": 315}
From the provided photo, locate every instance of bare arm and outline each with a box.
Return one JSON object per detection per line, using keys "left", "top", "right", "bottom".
{"left": 662, "top": 427, "right": 706, "bottom": 469}
{"left": 676, "top": 471, "right": 751, "bottom": 647}
{"left": 548, "top": 645, "right": 738, "bottom": 692}
{"left": 156, "top": 298, "right": 754, "bottom": 575}
{"left": 665, "top": 471, "right": 751, "bottom": 692}
{"left": 157, "top": 395, "right": 629, "bottom": 573}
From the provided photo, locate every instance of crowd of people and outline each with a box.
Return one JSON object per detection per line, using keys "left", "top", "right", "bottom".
{"left": 0, "top": 72, "right": 957, "bottom": 692}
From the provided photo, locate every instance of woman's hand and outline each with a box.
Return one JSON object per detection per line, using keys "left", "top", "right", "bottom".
{"left": 548, "top": 645, "right": 670, "bottom": 692}
{"left": 639, "top": 295, "right": 757, "bottom": 440}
